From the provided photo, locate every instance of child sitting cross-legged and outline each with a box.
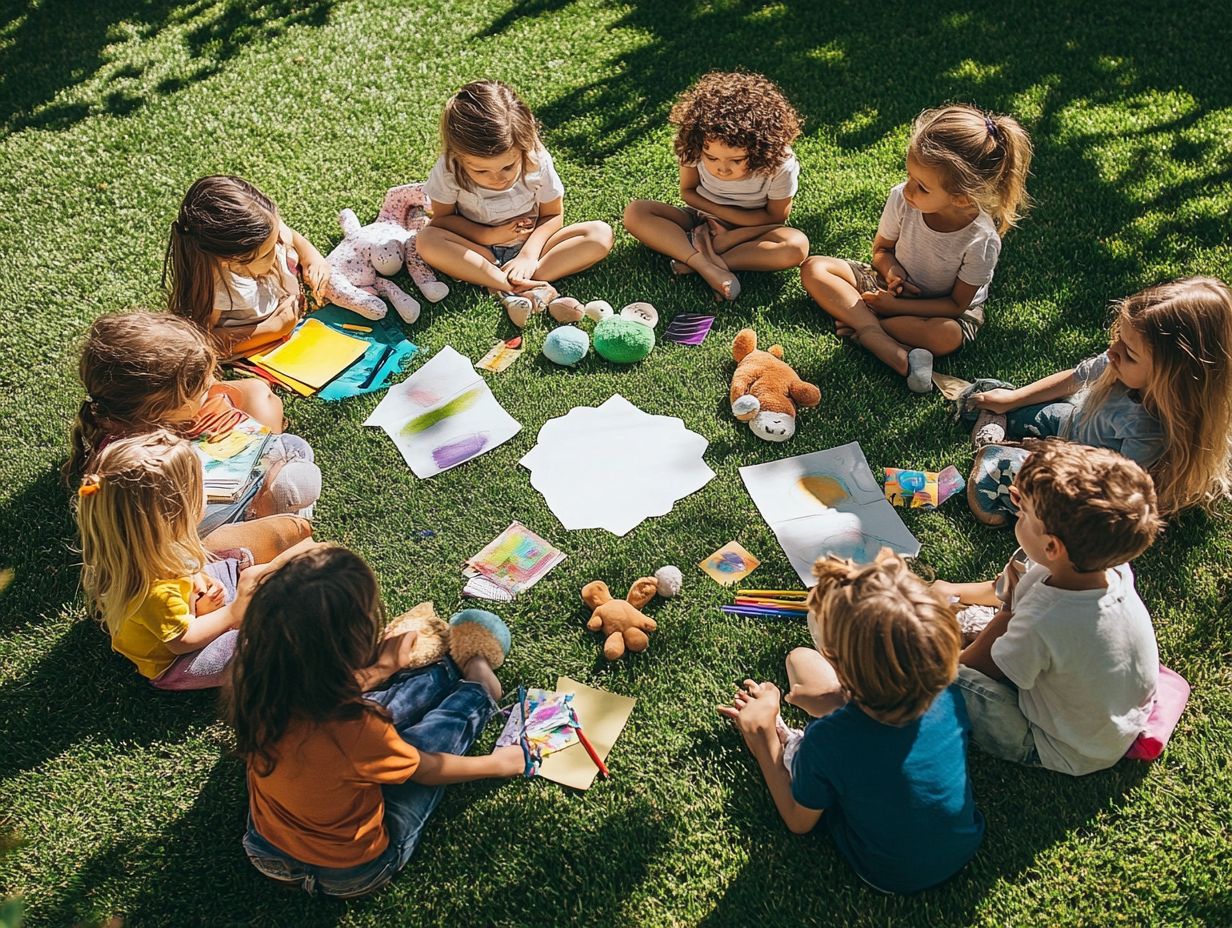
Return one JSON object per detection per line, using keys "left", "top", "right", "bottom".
{"left": 720, "top": 550, "right": 983, "bottom": 894}
{"left": 936, "top": 439, "right": 1164, "bottom": 775}
{"left": 228, "top": 544, "right": 525, "bottom": 899}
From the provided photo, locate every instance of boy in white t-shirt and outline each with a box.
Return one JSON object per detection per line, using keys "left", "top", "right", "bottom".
{"left": 936, "top": 440, "right": 1164, "bottom": 775}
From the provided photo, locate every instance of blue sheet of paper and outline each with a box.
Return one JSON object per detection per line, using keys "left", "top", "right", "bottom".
{"left": 312, "top": 305, "right": 419, "bottom": 401}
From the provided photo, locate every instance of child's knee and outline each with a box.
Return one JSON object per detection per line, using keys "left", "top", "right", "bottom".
{"left": 934, "top": 323, "right": 965, "bottom": 357}
{"left": 587, "top": 220, "right": 615, "bottom": 254}
{"left": 780, "top": 229, "right": 810, "bottom": 267}
{"left": 621, "top": 199, "right": 657, "bottom": 231}
{"left": 800, "top": 255, "right": 832, "bottom": 287}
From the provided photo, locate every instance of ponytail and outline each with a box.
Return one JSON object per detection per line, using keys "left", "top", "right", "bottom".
{"left": 909, "top": 104, "right": 1034, "bottom": 235}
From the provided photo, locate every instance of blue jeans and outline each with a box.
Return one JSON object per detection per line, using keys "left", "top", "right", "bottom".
{"left": 959, "top": 377, "right": 1072, "bottom": 440}
{"left": 242, "top": 660, "right": 497, "bottom": 898}
{"left": 955, "top": 666, "right": 1041, "bottom": 767}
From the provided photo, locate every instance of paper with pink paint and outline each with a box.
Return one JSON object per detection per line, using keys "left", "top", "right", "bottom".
{"left": 364, "top": 346, "right": 521, "bottom": 477}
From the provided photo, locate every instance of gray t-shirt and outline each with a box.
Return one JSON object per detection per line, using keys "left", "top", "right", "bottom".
{"left": 1064, "top": 353, "right": 1165, "bottom": 468}
{"left": 992, "top": 562, "right": 1158, "bottom": 775}
{"left": 876, "top": 182, "right": 1001, "bottom": 310}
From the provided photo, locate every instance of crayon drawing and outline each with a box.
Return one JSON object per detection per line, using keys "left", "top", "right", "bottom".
{"left": 740, "top": 442, "right": 920, "bottom": 585}
{"left": 700, "top": 541, "right": 760, "bottom": 585}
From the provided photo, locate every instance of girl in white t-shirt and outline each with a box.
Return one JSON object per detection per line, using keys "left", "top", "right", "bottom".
{"left": 165, "top": 175, "right": 332, "bottom": 360}
{"left": 416, "top": 80, "right": 614, "bottom": 327}
{"left": 624, "top": 71, "right": 808, "bottom": 302}
{"left": 802, "top": 105, "right": 1033, "bottom": 392}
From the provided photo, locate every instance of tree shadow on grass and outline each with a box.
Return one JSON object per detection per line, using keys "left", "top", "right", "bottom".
{"left": 0, "top": 464, "right": 80, "bottom": 639}
{"left": 0, "top": 0, "right": 335, "bottom": 137}
{"left": 489, "top": 0, "right": 1232, "bottom": 381}
{"left": 29, "top": 758, "right": 675, "bottom": 928}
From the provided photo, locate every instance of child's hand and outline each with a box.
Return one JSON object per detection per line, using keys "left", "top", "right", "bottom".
{"left": 883, "top": 265, "right": 920, "bottom": 297}
{"left": 860, "top": 288, "right": 897, "bottom": 314}
{"left": 303, "top": 257, "right": 332, "bottom": 297}
{"left": 931, "top": 579, "right": 959, "bottom": 602}
{"left": 718, "top": 679, "right": 781, "bottom": 736}
{"left": 996, "top": 556, "right": 1027, "bottom": 604}
{"left": 970, "top": 388, "right": 1018, "bottom": 414}
{"left": 192, "top": 571, "right": 226, "bottom": 616}
{"left": 502, "top": 254, "right": 541, "bottom": 289}
{"left": 491, "top": 744, "right": 528, "bottom": 778}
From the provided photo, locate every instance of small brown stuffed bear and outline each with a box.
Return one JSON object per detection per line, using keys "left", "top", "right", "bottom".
{"left": 582, "top": 568, "right": 680, "bottom": 660}
{"left": 730, "top": 328, "right": 821, "bottom": 442}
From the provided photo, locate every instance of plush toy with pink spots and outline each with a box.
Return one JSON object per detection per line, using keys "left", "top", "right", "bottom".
{"left": 322, "top": 183, "right": 449, "bottom": 323}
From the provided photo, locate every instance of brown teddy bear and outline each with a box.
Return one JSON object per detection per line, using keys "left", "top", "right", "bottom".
{"left": 730, "top": 328, "right": 821, "bottom": 442}
{"left": 582, "top": 567, "right": 681, "bottom": 660}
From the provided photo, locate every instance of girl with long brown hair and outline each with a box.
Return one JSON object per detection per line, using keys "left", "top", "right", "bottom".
{"left": 164, "top": 175, "right": 332, "bottom": 359}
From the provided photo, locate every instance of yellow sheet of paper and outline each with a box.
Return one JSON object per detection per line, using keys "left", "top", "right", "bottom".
{"left": 537, "top": 676, "right": 636, "bottom": 790}
{"left": 253, "top": 318, "right": 369, "bottom": 389}
{"left": 253, "top": 363, "right": 317, "bottom": 396}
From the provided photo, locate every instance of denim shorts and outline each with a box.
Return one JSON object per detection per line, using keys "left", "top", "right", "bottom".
{"left": 955, "top": 665, "right": 1041, "bottom": 767}
{"left": 491, "top": 241, "right": 525, "bottom": 266}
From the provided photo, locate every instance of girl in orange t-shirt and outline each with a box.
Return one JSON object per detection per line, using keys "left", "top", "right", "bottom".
{"left": 227, "top": 544, "right": 523, "bottom": 898}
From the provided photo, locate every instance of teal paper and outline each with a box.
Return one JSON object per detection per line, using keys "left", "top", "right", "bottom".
{"left": 311, "top": 305, "right": 419, "bottom": 401}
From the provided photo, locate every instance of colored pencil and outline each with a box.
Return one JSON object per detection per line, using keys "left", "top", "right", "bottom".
{"left": 722, "top": 605, "right": 804, "bottom": 619}
{"left": 735, "top": 599, "right": 808, "bottom": 611}
{"left": 572, "top": 719, "right": 610, "bottom": 777}
{"left": 340, "top": 323, "right": 373, "bottom": 332}
{"left": 737, "top": 589, "right": 808, "bottom": 598}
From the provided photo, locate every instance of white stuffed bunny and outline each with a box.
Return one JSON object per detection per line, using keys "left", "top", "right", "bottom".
{"left": 322, "top": 183, "right": 449, "bottom": 323}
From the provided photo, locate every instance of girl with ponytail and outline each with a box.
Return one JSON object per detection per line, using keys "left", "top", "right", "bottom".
{"left": 802, "top": 103, "right": 1033, "bottom": 392}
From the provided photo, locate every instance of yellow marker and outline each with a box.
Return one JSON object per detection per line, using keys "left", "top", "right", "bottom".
{"left": 341, "top": 323, "right": 373, "bottom": 332}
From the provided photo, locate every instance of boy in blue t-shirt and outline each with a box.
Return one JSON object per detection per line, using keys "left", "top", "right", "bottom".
{"left": 720, "top": 550, "right": 984, "bottom": 893}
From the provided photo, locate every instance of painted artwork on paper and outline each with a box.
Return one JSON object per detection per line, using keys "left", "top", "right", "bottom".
{"left": 364, "top": 346, "right": 520, "bottom": 478}
{"left": 740, "top": 442, "right": 920, "bottom": 585}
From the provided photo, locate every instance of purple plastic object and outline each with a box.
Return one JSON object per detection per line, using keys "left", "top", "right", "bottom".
{"left": 663, "top": 313, "right": 716, "bottom": 346}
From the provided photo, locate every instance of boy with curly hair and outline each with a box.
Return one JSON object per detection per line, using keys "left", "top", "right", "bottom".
{"left": 720, "top": 550, "right": 984, "bottom": 894}
{"left": 623, "top": 70, "right": 809, "bottom": 302}
{"left": 937, "top": 439, "right": 1164, "bottom": 775}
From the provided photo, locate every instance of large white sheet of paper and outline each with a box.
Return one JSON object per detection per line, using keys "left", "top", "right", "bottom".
{"left": 739, "top": 441, "right": 920, "bottom": 585}
{"left": 520, "top": 395, "right": 715, "bottom": 535}
{"left": 364, "top": 346, "right": 521, "bottom": 478}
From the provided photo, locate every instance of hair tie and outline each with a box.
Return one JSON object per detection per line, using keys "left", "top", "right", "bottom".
{"left": 984, "top": 115, "right": 1001, "bottom": 143}
{"left": 79, "top": 475, "right": 102, "bottom": 498}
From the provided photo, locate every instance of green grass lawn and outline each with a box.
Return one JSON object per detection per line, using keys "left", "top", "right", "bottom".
{"left": 2, "top": 1, "right": 1231, "bottom": 925}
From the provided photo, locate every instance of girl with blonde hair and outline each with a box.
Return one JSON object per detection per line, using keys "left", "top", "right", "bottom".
{"left": 76, "top": 431, "right": 312, "bottom": 690}
{"left": 964, "top": 276, "right": 1232, "bottom": 521}
{"left": 719, "top": 550, "right": 983, "bottom": 894}
{"left": 416, "top": 80, "right": 613, "bottom": 327}
{"left": 802, "top": 103, "right": 1033, "bottom": 391}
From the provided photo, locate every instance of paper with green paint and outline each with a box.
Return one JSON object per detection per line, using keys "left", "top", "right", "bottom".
{"left": 364, "top": 346, "right": 521, "bottom": 477}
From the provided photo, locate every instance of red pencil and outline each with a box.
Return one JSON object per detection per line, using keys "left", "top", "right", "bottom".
{"left": 573, "top": 722, "right": 610, "bottom": 778}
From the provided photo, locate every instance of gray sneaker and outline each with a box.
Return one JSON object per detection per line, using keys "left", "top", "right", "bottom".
{"left": 971, "top": 408, "right": 1008, "bottom": 449}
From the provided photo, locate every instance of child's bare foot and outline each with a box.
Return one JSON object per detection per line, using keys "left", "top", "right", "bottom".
{"left": 462, "top": 655, "right": 502, "bottom": 701}
{"left": 669, "top": 258, "right": 694, "bottom": 276}
{"left": 685, "top": 250, "right": 740, "bottom": 301}
{"left": 834, "top": 323, "right": 855, "bottom": 340}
